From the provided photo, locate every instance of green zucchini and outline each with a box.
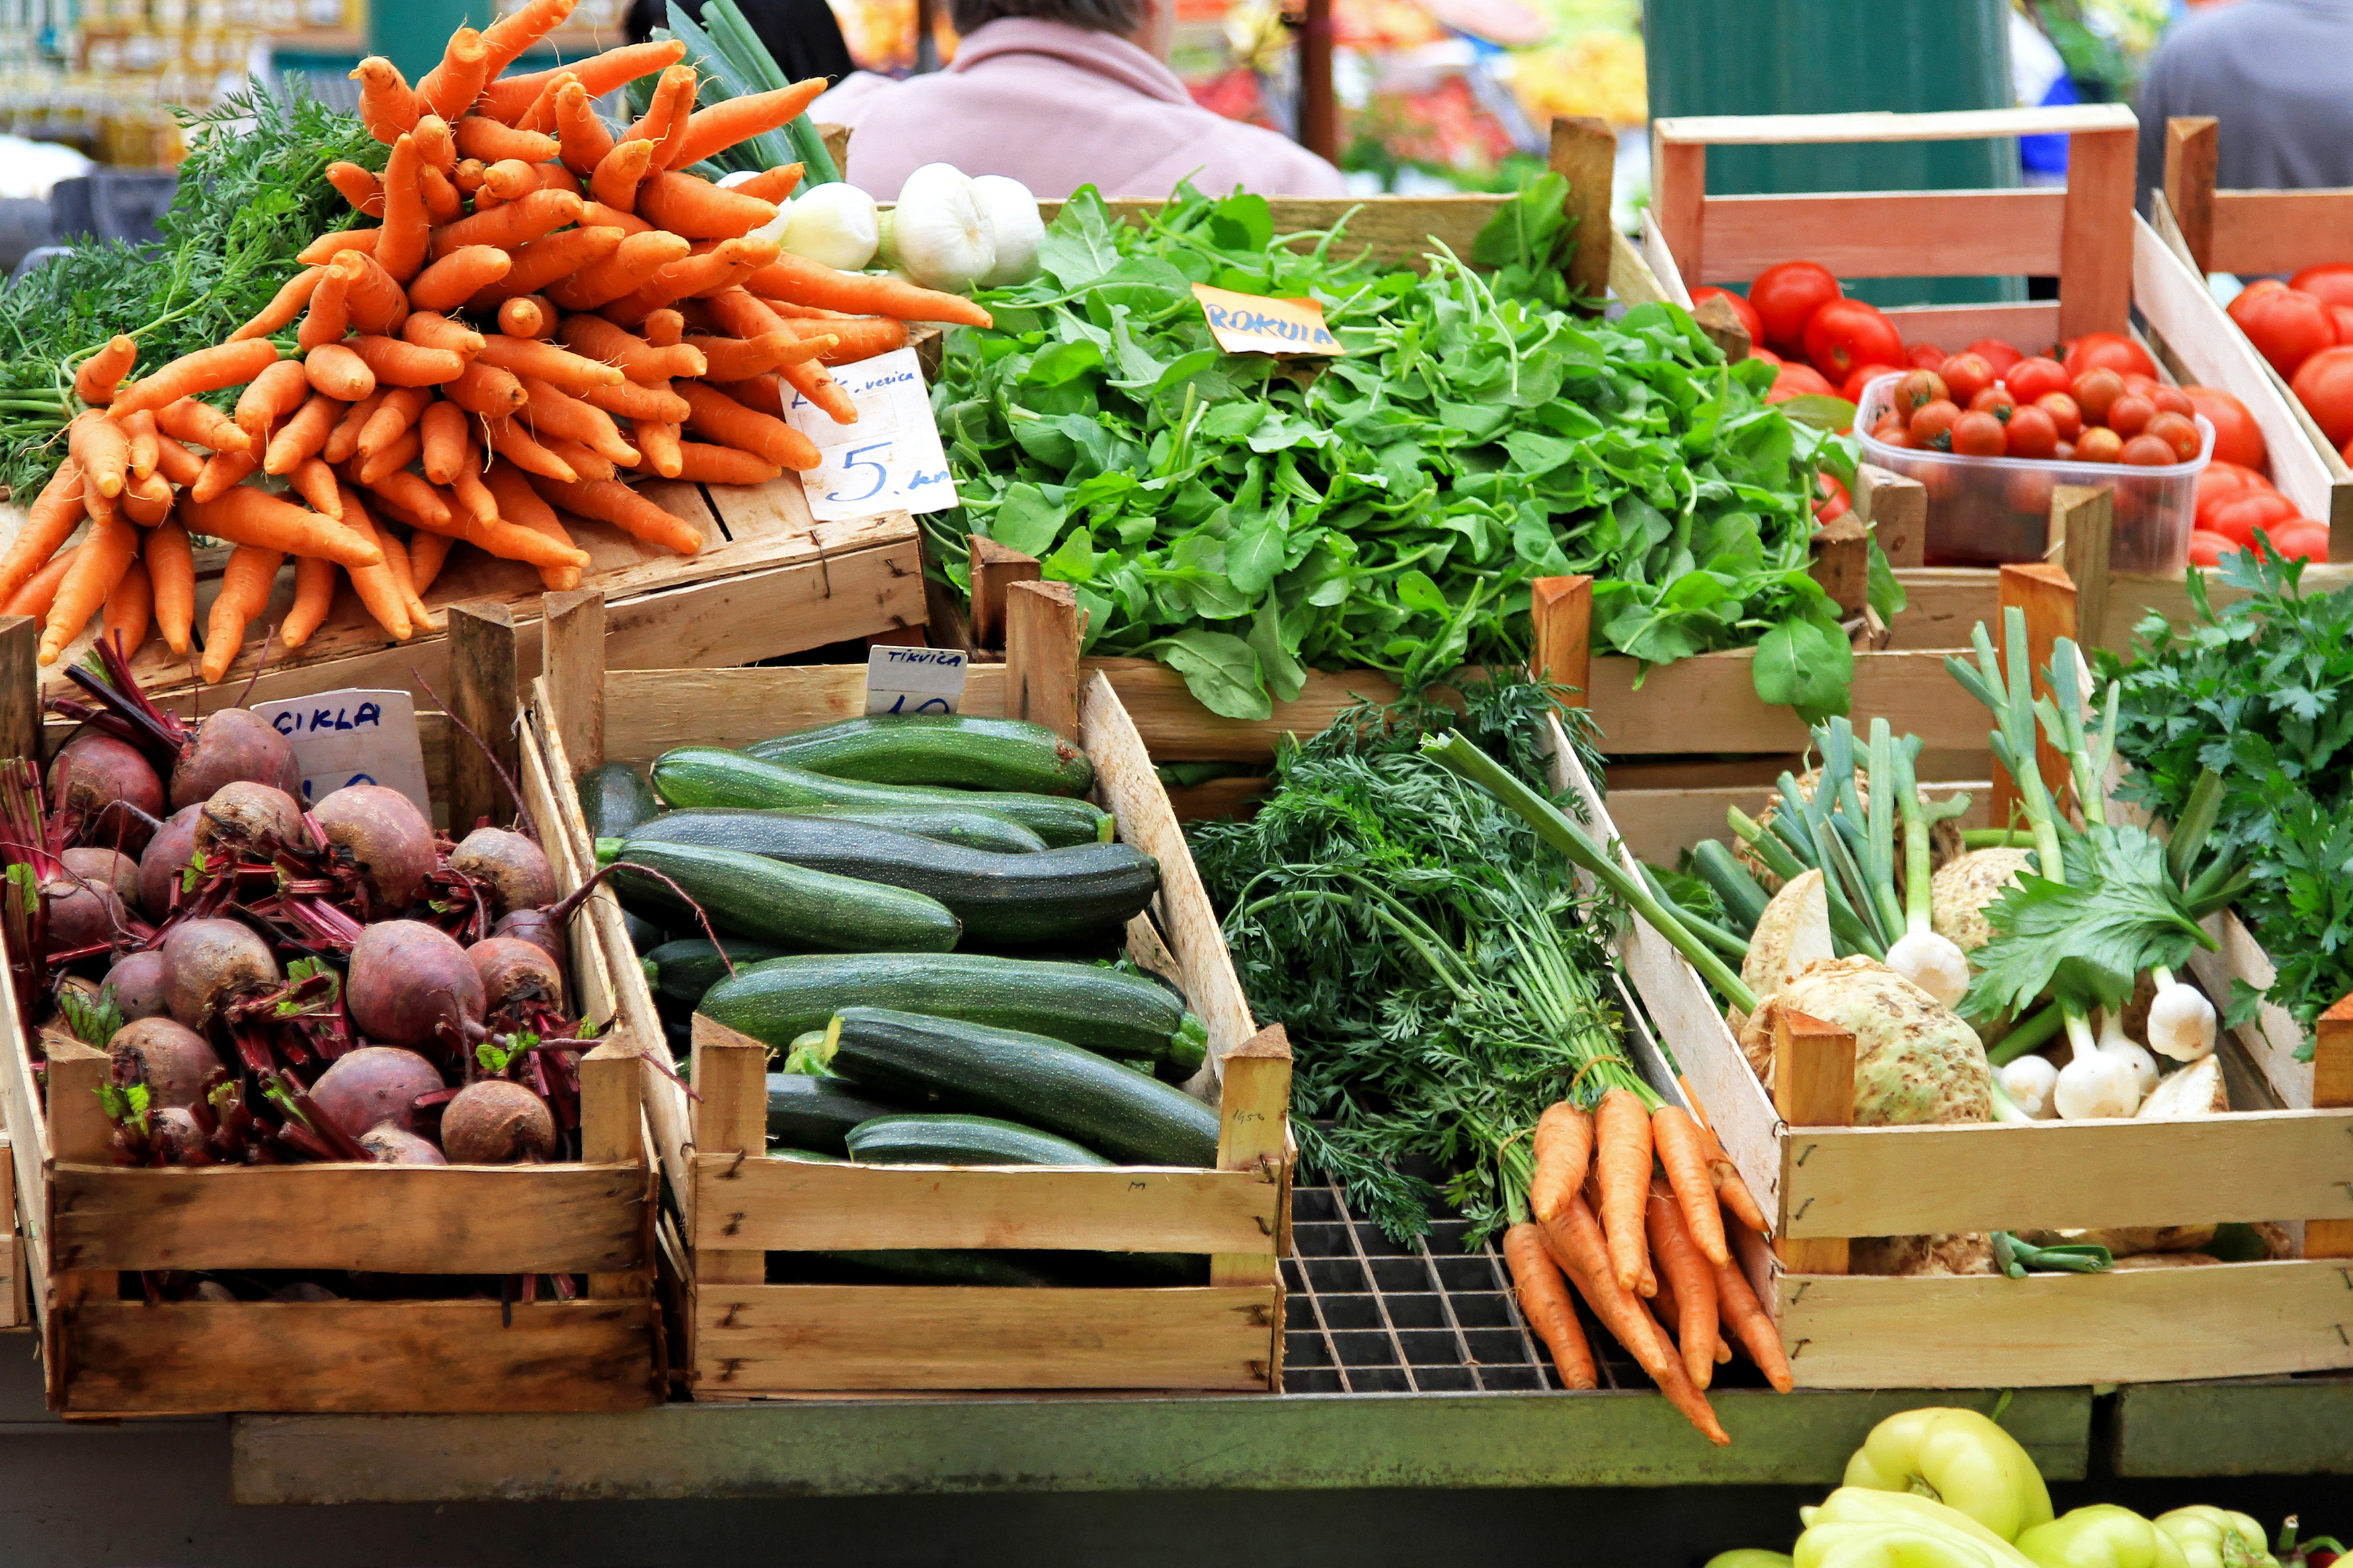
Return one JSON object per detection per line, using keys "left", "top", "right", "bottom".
{"left": 748, "top": 714, "right": 1093, "bottom": 796}
{"left": 623, "top": 912, "right": 666, "bottom": 954}
{"left": 606, "top": 840, "right": 961, "bottom": 953}
{"left": 767, "top": 1072, "right": 903, "bottom": 1153}
{"left": 617, "top": 811, "right": 1158, "bottom": 943}
{"left": 700, "top": 952, "right": 1207, "bottom": 1067}
{"left": 579, "top": 761, "right": 661, "bottom": 841}
{"left": 650, "top": 747, "right": 1112, "bottom": 848}
{"left": 770, "top": 802, "right": 1047, "bottom": 854}
{"left": 824, "top": 1007, "right": 1220, "bottom": 1166}
{"left": 846, "top": 1112, "right": 1111, "bottom": 1166}
{"left": 643, "top": 938, "right": 789, "bottom": 1010}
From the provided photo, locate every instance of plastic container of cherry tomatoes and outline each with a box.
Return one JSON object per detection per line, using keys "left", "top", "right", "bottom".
{"left": 1853, "top": 375, "right": 2210, "bottom": 573}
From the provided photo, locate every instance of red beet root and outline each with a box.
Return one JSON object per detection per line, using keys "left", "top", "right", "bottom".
{"left": 42, "top": 860, "right": 129, "bottom": 951}
{"left": 309, "top": 1045, "right": 446, "bottom": 1139}
{"left": 449, "top": 827, "right": 555, "bottom": 915}
{"left": 105, "top": 948, "right": 170, "bottom": 1021}
{"left": 169, "top": 708, "right": 302, "bottom": 810}
{"left": 138, "top": 804, "right": 203, "bottom": 919}
{"left": 48, "top": 733, "right": 165, "bottom": 836}
{"left": 359, "top": 1123, "right": 448, "bottom": 1164}
{"left": 312, "top": 784, "right": 435, "bottom": 911}
{"left": 347, "top": 919, "right": 485, "bottom": 1047}
{"left": 469, "top": 936, "right": 565, "bottom": 1012}
{"left": 151, "top": 1106, "right": 211, "bottom": 1162}
{"left": 440, "top": 1079, "right": 557, "bottom": 1163}
{"left": 67, "top": 846, "right": 140, "bottom": 905}
{"left": 106, "top": 1016, "right": 223, "bottom": 1109}
{"left": 193, "top": 781, "right": 309, "bottom": 860}
{"left": 491, "top": 907, "right": 567, "bottom": 966}
{"left": 160, "top": 917, "right": 280, "bottom": 1028}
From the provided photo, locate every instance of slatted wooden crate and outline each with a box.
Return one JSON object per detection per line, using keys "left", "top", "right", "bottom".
{"left": 0, "top": 1115, "right": 17, "bottom": 1331}
{"left": 526, "top": 589, "right": 1291, "bottom": 1396}
{"left": 0, "top": 608, "right": 664, "bottom": 1415}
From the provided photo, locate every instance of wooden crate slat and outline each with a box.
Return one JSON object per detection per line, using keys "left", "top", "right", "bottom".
{"left": 600, "top": 664, "right": 1009, "bottom": 763}
{"left": 1696, "top": 190, "right": 2065, "bottom": 285}
{"left": 1654, "top": 104, "right": 2138, "bottom": 147}
{"left": 50, "top": 1162, "right": 649, "bottom": 1274}
{"left": 58, "top": 1299, "right": 662, "bottom": 1414}
{"left": 2210, "top": 188, "right": 2353, "bottom": 279}
{"left": 692, "top": 1285, "right": 1276, "bottom": 1393}
{"left": 692, "top": 1159, "right": 1281, "bottom": 1253}
{"left": 1776, "top": 1263, "right": 2353, "bottom": 1388}
{"left": 1876, "top": 301, "right": 2063, "bottom": 354}
{"left": 1037, "top": 194, "right": 1507, "bottom": 270}
{"left": 2188, "top": 909, "right": 2317, "bottom": 1111}
{"left": 699, "top": 474, "right": 815, "bottom": 544}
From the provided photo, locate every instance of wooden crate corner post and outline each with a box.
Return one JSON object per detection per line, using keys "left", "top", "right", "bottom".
{"left": 2309, "top": 999, "right": 2353, "bottom": 1259}
{"left": 1211, "top": 1024, "right": 1291, "bottom": 1390}
{"left": 1991, "top": 562, "right": 2077, "bottom": 830}
{"left": 1854, "top": 464, "right": 1927, "bottom": 572}
{"left": 1546, "top": 115, "right": 1615, "bottom": 306}
{"left": 0, "top": 613, "right": 38, "bottom": 769}
{"left": 541, "top": 588, "right": 608, "bottom": 778}
{"left": 580, "top": 1039, "right": 650, "bottom": 1302}
{"left": 2048, "top": 485, "right": 2114, "bottom": 651}
{"left": 1005, "top": 578, "right": 1082, "bottom": 742}
{"left": 967, "top": 537, "right": 1041, "bottom": 654}
{"left": 1529, "top": 574, "right": 1593, "bottom": 710}
{"left": 2163, "top": 116, "right": 2219, "bottom": 276}
{"left": 686, "top": 1014, "right": 768, "bottom": 1293}
{"left": 2059, "top": 115, "right": 2138, "bottom": 340}
{"left": 1769, "top": 1008, "right": 1853, "bottom": 1277}
{"left": 40, "top": 1040, "right": 109, "bottom": 1403}
{"left": 446, "top": 599, "right": 520, "bottom": 835}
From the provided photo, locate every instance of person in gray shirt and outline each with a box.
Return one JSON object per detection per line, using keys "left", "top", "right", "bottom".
{"left": 2135, "top": 0, "right": 2353, "bottom": 210}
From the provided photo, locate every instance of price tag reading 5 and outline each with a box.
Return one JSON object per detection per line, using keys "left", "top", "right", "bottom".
{"left": 783, "top": 347, "right": 957, "bottom": 522}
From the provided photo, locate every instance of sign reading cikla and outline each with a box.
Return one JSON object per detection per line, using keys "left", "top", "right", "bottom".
{"left": 251, "top": 690, "right": 432, "bottom": 817}
{"left": 782, "top": 346, "right": 958, "bottom": 523}
{"left": 1190, "top": 284, "right": 1346, "bottom": 356}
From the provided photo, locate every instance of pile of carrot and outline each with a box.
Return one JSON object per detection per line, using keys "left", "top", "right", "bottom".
{"left": 13, "top": 0, "right": 992, "bottom": 684}
{"left": 1503, "top": 1087, "right": 1790, "bottom": 1446}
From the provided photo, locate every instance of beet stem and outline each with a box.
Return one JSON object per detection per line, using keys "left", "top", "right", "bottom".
{"left": 411, "top": 667, "right": 537, "bottom": 843}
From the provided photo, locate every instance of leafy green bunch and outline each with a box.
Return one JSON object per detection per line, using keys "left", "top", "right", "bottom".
{"left": 929, "top": 176, "right": 1876, "bottom": 723}
{"left": 0, "top": 82, "right": 383, "bottom": 498}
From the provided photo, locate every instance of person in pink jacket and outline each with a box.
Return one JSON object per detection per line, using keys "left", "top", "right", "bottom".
{"left": 811, "top": 0, "right": 1349, "bottom": 200}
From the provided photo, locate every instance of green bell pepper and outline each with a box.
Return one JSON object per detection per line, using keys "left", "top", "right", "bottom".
{"left": 2016, "top": 1506, "right": 2190, "bottom": 1567}
{"left": 1802, "top": 1487, "right": 2035, "bottom": 1563}
{"left": 1844, "top": 1408, "right": 2056, "bottom": 1542}
{"left": 1796, "top": 1523, "right": 2024, "bottom": 1568}
{"left": 2153, "top": 1508, "right": 2280, "bottom": 1568}
{"left": 1704, "top": 1553, "right": 1795, "bottom": 1568}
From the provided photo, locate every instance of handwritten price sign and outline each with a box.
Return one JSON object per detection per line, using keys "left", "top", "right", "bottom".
{"left": 1190, "top": 284, "right": 1345, "bottom": 356}
{"left": 251, "top": 689, "right": 432, "bottom": 816}
{"left": 783, "top": 346, "right": 957, "bottom": 523}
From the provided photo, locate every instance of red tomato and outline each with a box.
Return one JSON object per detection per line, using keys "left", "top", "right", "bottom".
{"left": 2331, "top": 304, "right": 2353, "bottom": 346}
{"left": 1876, "top": 425, "right": 1918, "bottom": 450}
{"left": 1938, "top": 354, "right": 1997, "bottom": 406}
{"left": 2073, "top": 368, "right": 2126, "bottom": 423}
{"left": 1950, "top": 411, "right": 2007, "bottom": 457}
{"left": 2149, "top": 386, "right": 2194, "bottom": 417}
{"left": 2106, "top": 394, "right": 2155, "bottom": 438}
{"left": 2196, "top": 463, "right": 2268, "bottom": 528}
{"left": 2003, "top": 356, "right": 2069, "bottom": 403}
{"left": 1750, "top": 345, "right": 1784, "bottom": 366}
{"left": 2187, "top": 529, "right": 2238, "bottom": 568}
{"left": 1966, "top": 338, "right": 2023, "bottom": 376}
{"left": 2118, "top": 434, "right": 2176, "bottom": 466}
{"left": 1689, "top": 285, "right": 1765, "bottom": 346}
{"left": 1894, "top": 369, "right": 1948, "bottom": 417}
{"left": 2063, "top": 331, "right": 2159, "bottom": 382}
{"left": 2052, "top": 440, "right": 2076, "bottom": 462}
{"left": 1767, "top": 361, "right": 1837, "bottom": 403}
{"left": 2004, "top": 405, "right": 2059, "bottom": 460}
{"left": 2144, "top": 411, "right": 2202, "bottom": 462}
{"left": 2035, "top": 391, "right": 2083, "bottom": 442}
{"left": 2208, "top": 488, "right": 2301, "bottom": 546}
{"left": 1814, "top": 472, "right": 1851, "bottom": 523}
{"left": 2291, "top": 345, "right": 2353, "bottom": 446}
{"left": 2290, "top": 263, "right": 2353, "bottom": 310}
{"left": 2228, "top": 278, "right": 2287, "bottom": 329}
{"left": 1842, "top": 362, "right": 1902, "bottom": 405}
{"left": 2122, "top": 372, "right": 2163, "bottom": 399}
{"left": 2268, "top": 519, "right": 2332, "bottom": 561}
{"left": 1905, "top": 341, "right": 1946, "bottom": 370}
{"left": 2076, "top": 425, "right": 2125, "bottom": 463}
{"left": 1804, "top": 298, "right": 1906, "bottom": 380}
{"left": 1909, "top": 399, "right": 1962, "bottom": 446}
{"left": 2240, "top": 288, "right": 2338, "bottom": 378}
{"left": 1970, "top": 384, "right": 2017, "bottom": 417}
{"left": 1748, "top": 261, "right": 1842, "bottom": 352}
{"left": 2181, "top": 388, "right": 2266, "bottom": 471}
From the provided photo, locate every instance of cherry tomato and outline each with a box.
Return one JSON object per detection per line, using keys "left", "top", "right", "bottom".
{"left": 1804, "top": 298, "right": 1906, "bottom": 381}
{"left": 2003, "top": 404, "right": 2059, "bottom": 460}
{"left": 2073, "top": 368, "right": 2126, "bottom": 423}
{"left": 2149, "top": 386, "right": 2194, "bottom": 418}
{"left": 2120, "top": 434, "right": 2179, "bottom": 466}
{"left": 2122, "top": 372, "right": 2163, "bottom": 399}
{"left": 1814, "top": 472, "right": 1851, "bottom": 524}
{"left": 1950, "top": 410, "right": 2007, "bottom": 457}
{"left": 2207, "top": 488, "right": 2301, "bottom": 546}
{"left": 1875, "top": 424, "right": 1918, "bottom": 450}
{"left": 1894, "top": 369, "right": 1948, "bottom": 418}
{"left": 2035, "top": 391, "right": 2083, "bottom": 442}
{"left": 1905, "top": 341, "right": 1946, "bottom": 370}
{"left": 2052, "top": 440, "right": 2075, "bottom": 462}
{"left": 1966, "top": 337, "right": 2022, "bottom": 376}
{"left": 1969, "top": 384, "right": 2017, "bottom": 417}
{"left": 2063, "top": 331, "right": 2159, "bottom": 382}
{"left": 2268, "top": 519, "right": 2332, "bottom": 561}
{"left": 2227, "top": 278, "right": 2287, "bottom": 329}
{"left": 2143, "top": 411, "right": 2202, "bottom": 462}
{"left": 1748, "top": 261, "right": 1841, "bottom": 352}
{"left": 2240, "top": 288, "right": 2338, "bottom": 378}
{"left": 1939, "top": 353, "right": 1997, "bottom": 405}
{"left": 2187, "top": 528, "right": 2238, "bottom": 569}
{"left": 2180, "top": 388, "right": 2265, "bottom": 470}
{"left": 1749, "top": 345, "right": 1784, "bottom": 366}
{"left": 2290, "top": 345, "right": 2353, "bottom": 446}
{"left": 1689, "top": 285, "right": 1765, "bottom": 345}
{"left": 2075, "top": 425, "right": 2125, "bottom": 463}
{"left": 1766, "top": 360, "right": 1837, "bottom": 403}
{"left": 1842, "top": 362, "right": 1902, "bottom": 405}
{"left": 1909, "top": 399, "right": 1962, "bottom": 446}
{"left": 2004, "top": 468, "right": 2055, "bottom": 517}
{"left": 2290, "top": 263, "right": 2353, "bottom": 310}
{"left": 2003, "top": 357, "right": 2069, "bottom": 403}
{"left": 2106, "top": 394, "right": 2155, "bottom": 438}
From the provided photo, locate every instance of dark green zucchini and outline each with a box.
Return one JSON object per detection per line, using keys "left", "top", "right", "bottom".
{"left": 644, "top": 938, "right": 790, "bottom": 1009}
{"left": 605, "top": 840, "right": 960, "bottom": 952}
{"left": 766, "top": 1073, "right": 904, "bottom": 1153}
{"left": 616, "top": 811, "right": 1157, "bottom": 944}
{"left": 649, "top": 747, "right": 1111, "bottom": 848}
{"left": 747, "top": 714, "right": 1093, "bottom": 796}
{"left": 579, "top": 761, "right": 661, "bottom": 840}
{"left": 824, "top": 1007, "right": 1220, "bottom": 1166}
{"left": 623, "top": 912, "right": 666, "bottom": 954}
{"left": 700, "top": 952, "right": 1207, "bottom": 1067}
{"left": 846, "top": 1112, "right": 1111, "bottom": 1166}
{"left": 770, "top": 802, "right": 1047, "bottom": 854}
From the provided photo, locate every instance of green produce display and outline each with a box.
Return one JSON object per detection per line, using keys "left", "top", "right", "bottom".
{"left": 579, "top": 762, "right": 662, "bottom": 842}
{"left": 748, "top": 714, "right": 1094, "bottom": 796}
{"left": 650, "top": 746, "right": 1113, "bottom": 846}
{"left": 765, "top": 1073, "right": 905, "bottom": 1154}
{"left": 606, "top": 839, "right": 962, "bottom": 953}
{"left": 643, "top": 937, "right": 791, "bottom": 1009}
{"left": 756, "top": 802, "right": 1049, "bottom": 854}
{"left": 845, "top": 1112, "right": 1112, "bottom": 1166}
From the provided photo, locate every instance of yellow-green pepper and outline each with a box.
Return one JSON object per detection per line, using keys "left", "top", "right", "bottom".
{"left": 2016, "top": 1505, "right": 2190, "bottom": 1568}
{"left": 1802, "top": 1487, "right": 2036, "bottom": 1563}
{"left": 2153, "top": 1508, "right": 2279, "bottom": 1568}
{"left": 1704, "top": 1553, "right": 1795, "bottom": 1568}
{"left": 1844, "top": 1408, "right": 2056, "bottom": 1542}
{"left": 1796, "top": 1522, "right": 2024, "bottom": 1568}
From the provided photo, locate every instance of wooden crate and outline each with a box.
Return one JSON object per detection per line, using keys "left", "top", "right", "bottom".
{"left": 525, "top": 588, "right": 1291, "bottom": 1397}
{"left": 28, "top": 474, "right": 924, "bottom": 714}
{"left": 0, "top": 608, "right": 666, "bottom": 1415}
{"left": 0, "top": 1115, "right": 17, "bottom": 1331}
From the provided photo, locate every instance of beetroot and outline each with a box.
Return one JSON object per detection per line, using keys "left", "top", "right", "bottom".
{"left": 105, "top": 948, "right": 170, "bottom": 1021}
{"left": 359, "top": 1123, "right": 447, "bottom": 1165}
{"left": 48, "top": 733, "right": 165, "bottom": 830}
{"left": 169, "top": 708, "right": 303, "bottom": 811}
{"left": 309, "top": 1045, "right": 445, "bottom": 1139}
{"left": 106, "top": 1017, "right": 221, "bottom": 1109}
{"left": 469, "top": 936, "right": 565, "bottom": 1013}
{"left": 312, "top": 784, "right": 434, "bottom": 911}
{"left": 160, "top": 917, "right": 279, "bottom": 1028}
{"left": 449, "top": 827, "right": 555, "bottom": 916}
{"left": 192, "top": 781, "right": 309, "bottom": 861}
{"left": 440, "top": 1079, "right": 557, "bottom": 1163}
{"left": 42, "top": 861, "right": 128, "bottom": 951}
{"left": 138, "top": 804, "right": 203, "bottom": 919}
{"left": 491, "top": 907, "right": 567, "bottom": 966}
{"left": 150, "top": 1106, "right": 210, "bottom": 1162}
{"left": 347, "top": 920, "right": 485, "bottom": 1047}
{"left": 67, "top": 846, "right": 140, "bottom": 905}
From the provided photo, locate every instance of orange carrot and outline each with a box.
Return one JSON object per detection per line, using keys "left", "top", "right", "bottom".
{"left": 69, "top": 413, "right": 129, "bottom": 499}
{"left": 419, "top": 399, "right": 469, "bottom": 484}
{"left": 685, "top": 330, "right": 816, "bottom": 380}
{"left": 703, "top": 285, "right": 786, "bottom": 337}
{"left": 226, "top": 266, "right": 327, "bottom": 342}
{"left": 398, "top": 471, "right": 589, "bottom": 572}
{"left": 543, "top": 436, "right": 616, "bottom": 481}
{"left": 119, "top": 468, "right": 174, "bottom": 527}
{"left": 110, "top": 340, "right": 280, "bottom": 419}
{"left": 581, "top": 376, "right": 689, "bottom": 421}
{"left": 190, "top": 486, "right": 383, "bottom": 568}
{"left": 298, "top": 261, "right": 352, "bottom": 353}
{"left": 589, "top": 138, "right": 655, "bottom": 214}
{"left": 786, "top": 315, "right": 907, "bottom": 364}
{"left": 347, "top": 336, "right": 466, "bottom": 386}
{"left": 5, "top": 548, "right": 75, "bottom": 619}
{"left": 447, "top": 445, "right": 499, "bottom": 522}
{"left": 405, "top": 526, "right": 454, "bottom": 596}
{"left": 1504, "top": 1221, "right": 1595, "bottom": 1390}
{"left": 1677, "top": 1082, "right": 1770, "bottom": 1236}
{"left": 512, "top": 69, "right": 577, "bottom": 136}
{"left": 1651, "top": 1106, "right": 1731, "bottom": 1269}
{"left": 1594, "top": 1087, "right": 1654, "bottom": 1294}
{"left": 477, "top": 39, "right": 684, "bottom": 124}
{"left": 678, "top": 380, "right": 816, "bottom": 470}
{"left": 325, "top": 490, "right": 413, "bottom": 641}
{"left": 0, "top": 460, "right": 85, "bottom": 604}
{"left": 427, "top": 188, "right": 581, "bottom": 260}
{"left": 295, "top": 229, "right": 381, "bottom": 265}
{"left": 629, "top": 418, "right": 682, "bottom": 477}
{"left": 264, "top": 393, "right": 342, "bottom": 475}
{"left": 483, "top": 458, "right": 579, "bottom": 585}
{"left": 634, "top": 171, "right": 774, "bottom": 239}
{"left": 641, "top": 307, "right": 684, "bottom": 347}
{"left": 337, "top": 250, "right": 411, "bottom": 337}
{"left": 1529, "top": 1100, "right": 1595, "bottom": 1225}
{"left": 607, "top": 235, "right": 779, "bottom": 318}
{"left": 552, "top": 79, "right": 616, "bottom": 177}
{"left": 528, "top": 471, "right": 701, "bottom": 554}
{"left": 400, "top": 311, "right": 486, "bottom": 359}
{"left": 483, "top": 415, "right": 577, "bottom": 481}
{"left": 1712, "top": 1249, "right": 1792, "bottom": 1393}
{"left": 40, "top": 515, "right": 139, "bottom": 663}
{"left": 290, "top": 455, "right": 344, "bottom": 520}
{"left": 667, "top": 79, "right": 825, "bottom": 169}
{"left": 376, "top": 133, "right": 430, "bottom": 282}
{"left": 476, "top": 157, "right": 539, "bottom": 204}
{"left": 499, "top": 296, "right": 550, "bottom": 339}
{"left": 669, "top": 441, "right": 779, "bottom": 485}
{"left": 155, "top": 395, "right": 247, "bottom": 454}
{"left": 152, "top": 434, "right": 204, "bottom": 488}
{"left": 358, "top": 428, "right": 424, "bottom": 487}
{"left": 280, "top": 550, "right": 338, "bottom": 649}
{"left": 446, "top": 360, "right": 530, "bottom": 418}
{"left": 748, "top": 251, "right": 994, "bottom": 328}
{"left": 730, "top": 164, "right": 805, "bottom": 203}
{"left": 235, "top": 359, "right": 314, "bottom": 453}
{"left": 322, "top": 389, "right": 387, "bottom": 465}
{"left": 325, "top": 161, "right": 384, "bottom": 216}
{"left": 1644, "top": 1178, "right": 1720, "bottom": 1391}
{"left": 454, "top": 114, "right": 558, "bottom": 165}
{"left": 522, "top": 375, "right": 637, "bottom": 461}
{"left": 452, "top": 157, "right": 487, "bottom": 196}
{"left": 356, "top": 468, "right": 453, "bottom": 529}
{"left": 781, "top": 357, "right": 856, "bottom": 424}
{"left": 355, "top": 385, "right": 432, "bottom": 460}
{"left": 547, "top": 230, "right": 688, "bottom": 311}
{"left": 101, "top": 556, "right": 152, "bottom": 661}
{"left": 577, "top": 198, "right": 653, "bottom": 237}
{"left": 623, "top": 65, "right": 697, "bottom": 162}
{"left": 478, "top": 0, "right": 579, "bottom": 78}
{"left": 73, "top": 335, "right": 138, "bottom": 405}
{"left": 200, "top": 543, "right": 284, "bottom": 684}
{"left": 560, "top": 312, "right": 705, "bottom": 382}
{"left": 475, "top": 333, "right": 622, "bottom": 393}
{"left": 418, "top": 165, "right": 465, "bottom": 225}
{"left": 125, "top": 423, "right": 166, "bottom": 484}
{"left": 463, "top": 226, "right": 625, "bottom": 310}
{"left": 350, "top": 56, "right": 419, "bottom": 143}
{"left": 415, "top": 26, "right": 490, "bottom": 123}
{"left": 710, "top": 374, "right": 784, "bottom": 417}
{"left": 192, "top": 449, "right": 260, "bottom": 503}
{"left": 305, "top": 343, "right": 376, "bottom": 401}
{"left": 1544, "top": 1194, "right": 1728, "bottom": 1444}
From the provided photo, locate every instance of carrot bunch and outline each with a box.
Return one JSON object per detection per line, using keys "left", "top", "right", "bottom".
{"left": 1503, "top": 1086, "right": 1788, "bottom": 1446}
{"left": 27, "top": 0, "right": 991, "bottom": 686}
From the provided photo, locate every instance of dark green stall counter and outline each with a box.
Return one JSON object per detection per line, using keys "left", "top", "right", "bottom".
{"left": 2110, "top": 1377, "right": 2353, "bottom": 1477}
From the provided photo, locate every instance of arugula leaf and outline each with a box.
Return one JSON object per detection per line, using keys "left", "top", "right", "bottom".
{"left": 1751, "top": 616, "right": 1855, "bottom": 723}
{"left": 1141, "top": 629, "right": 1268, "bottom": 720}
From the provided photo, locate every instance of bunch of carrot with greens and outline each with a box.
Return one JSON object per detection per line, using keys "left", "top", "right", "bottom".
{"left": 7, "top": 0, "right": 989, "bottom": 685}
